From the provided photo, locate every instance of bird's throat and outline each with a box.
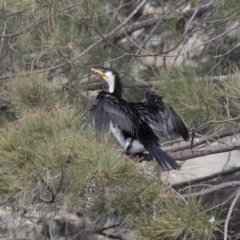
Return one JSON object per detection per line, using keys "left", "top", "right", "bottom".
{"left": 111, "top": 76, "right": 122, "bottom": 98}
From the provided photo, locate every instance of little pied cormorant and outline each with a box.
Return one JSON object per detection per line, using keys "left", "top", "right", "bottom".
{"left": 87, "top": 67, "right": 189, "bottom": 170}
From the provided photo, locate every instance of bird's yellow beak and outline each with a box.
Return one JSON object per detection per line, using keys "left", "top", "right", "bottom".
{"left": 91, "top": 68, "right": 105, "bottom": 77}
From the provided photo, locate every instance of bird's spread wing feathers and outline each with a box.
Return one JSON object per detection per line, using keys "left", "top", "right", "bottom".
{"left": 143, "top": 91, "right": 189, "bottom": 140}
{"left": 131, "top": 103, "right": 165, "bottom": 133}
{"left": 164, "top": 104, "right": 189, "bottom": 141}
{"left": 87, "top": 92, "right": 136, "bottom": 135}
{"left": 86, "top": 97, "right": 110, "bottom": 131}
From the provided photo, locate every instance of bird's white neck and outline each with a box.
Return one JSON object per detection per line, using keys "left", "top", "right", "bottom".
{"left": 104, "top": 72, "right": 115, "bottom": 93}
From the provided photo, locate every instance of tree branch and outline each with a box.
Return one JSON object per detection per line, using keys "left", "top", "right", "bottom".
{"left": 113, "top": 17, "right": 163, "bottom": 41}
{"left": 125, "top": 17, "right": 163, "bottom": 69}
{"left": 0, "top": 20, "right": 44, "bottom": 38}
{"left": 182, "top": 181, "right": 240, "bottom": 197}
{"left": 170, "top": 141, "right": 240, "bottom": 161}
{"left": 113, "top": 2, "right": 215, "bottom": 42}
{"left": 224, "top": 188, "right": 240, "bottom": 240}
{"left": 173, "top": 166, "right": 240, "bottom": 188}
{"left": 163, "top": 125, "right": 240, "bottom": 153}
{"left": 183, "top": 2, "right": 214, "bottom": 18}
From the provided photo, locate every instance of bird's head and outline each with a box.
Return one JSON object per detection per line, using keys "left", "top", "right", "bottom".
{"left": 91, "top": 67, "right": 122, "bottom": 96}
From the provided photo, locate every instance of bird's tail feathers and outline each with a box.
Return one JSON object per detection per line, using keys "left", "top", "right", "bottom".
{"left": 147, "top": 144, "right": 180, "bottom": 170}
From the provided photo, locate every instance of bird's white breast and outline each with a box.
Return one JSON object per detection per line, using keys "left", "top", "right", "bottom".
{"left": 110, "top": 123, "right": 126, "bottom": 148}
{"left": 110, "top": 122, "right": 145, "bottom": 153}
{"left": 128, "top": 139, "right": 145, "bottom": 154}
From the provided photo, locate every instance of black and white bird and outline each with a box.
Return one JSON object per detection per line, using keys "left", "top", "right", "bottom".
{"left": 87, "top": 67, "right": 189, "bottom": 170}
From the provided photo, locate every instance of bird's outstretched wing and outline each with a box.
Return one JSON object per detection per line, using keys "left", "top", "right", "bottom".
{"left": 130, "top": 102, "right": 165, "bottom": 133}
{"left": 143, "top": 91, "right": 189, "bottom": 141}
{"left": 87, "top": 92, "right": 137, "bottom": 135}
{"left": 87, "top": 96, "right": 110, "bottom": 131}
{"left": 163, "top": 103, "right": 189, "bottom": 141}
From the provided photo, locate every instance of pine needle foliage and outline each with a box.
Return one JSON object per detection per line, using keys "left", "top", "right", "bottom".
{"left": 132, "top": 196, "right": 221, "bottom": 240}
{"left": 223, "top": 74, "right": 240, "bottom": 114}
{"left": 8, "top": 74, "right": 65, "bottom": 116}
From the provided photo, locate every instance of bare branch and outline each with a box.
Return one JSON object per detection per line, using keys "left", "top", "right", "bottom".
{"left": 163, "top": 125, "right": 240, "bottom": 153}
{"left": 174, "top": 166, "right": 240, "bottom": 188}
{"left": 184, "top": 5, "right": 200, "bottom": 35}
{"left": 183, "top": 2, "right": 214, "bottom": 18}
{"left": 37, "top": 168, "right": 64, "bottom": 203}
{"left": 224, "top": 188, "right": 240, "bottom": 240}
{"left": 0, "top": 20, "right": 44, "bottom": 38}
{"left": 0, "top": 17, "right": 9, "bottom": 56}
{"left": 203, "top": 190, "right": 240, "bottom": 213}
{"left": 213, "top": 42, "right": 240, "bottom": 58}
{"left": 113, "top": 17, "right": 163, "bottom": 41}
{"left": 114, "top": 2, "right": 215, "bottom": 41}
{"left": 166, "top": 183, "right": 189, "bottom": 206}
{"left": 182, "top": 181, "right": 240, "bottom": 197}
{"left": 196, "top": 117, "right": 240, "bottom": 132}
{"left": 170, "top": 141, "right": 240, "bottom": 161}
{"left": 37, "top": 180, "right": 55, "bottom": 203}
{"left": 126, "top": 17, "right": 164, "bottom": 69}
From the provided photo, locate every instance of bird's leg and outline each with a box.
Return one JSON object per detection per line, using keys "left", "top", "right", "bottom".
{"left": 124, "top": 137, "right": 133, "bottom": 155}
{"left": 133, "top": 152, "right": 144, "bottom": 162}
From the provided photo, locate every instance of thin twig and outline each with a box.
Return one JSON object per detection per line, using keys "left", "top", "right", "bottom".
{"left": 221, "top": 152, "right": 231, "bottom": 173}
{"left": 38, "top": 167, "right": 64, "bottom": 203}
{"left": 174, "top": 166, "right": 240, "bottom": 189}
{"left": 166, "top": 183, "right": 189, "bottom": 206}
{"left": 163, "top": 125, "right": 240, "bottom": 154}
{"left": 224, "top": 187, "right": 240, "bottom": 240}
{"left": 0, "top": 20, "right": 45, "bottom": 38}
{"left": 213, "top": 42, "right": 240, "bottom": 58}
{"left": 182, "top": 181, "right": 240, "bottom": 197}
{"left": 170, "top": 141, "right": 240, "bottom": 161}
{"left": 113, "top": 2, "right": 215, "bottom": 41}
{"left": 126, "top": 17, "right": 164, "bottom": 69}
{"left": 38, "top": 180, "right": 55, "bottom": 203}
{"left": 183, "top": 5, "right": 200, "bottom": 35}
{"left": 0, "top": 18, "right": 10, "bottom": 56}
{"left": 179, "top": 184, "right": 212, "bottom": 193}
{"left": 183, "top": 2, "right": 214, "bottom": 18}
{"left": 203, "top": 189, "right": 239, "bottom": 213}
